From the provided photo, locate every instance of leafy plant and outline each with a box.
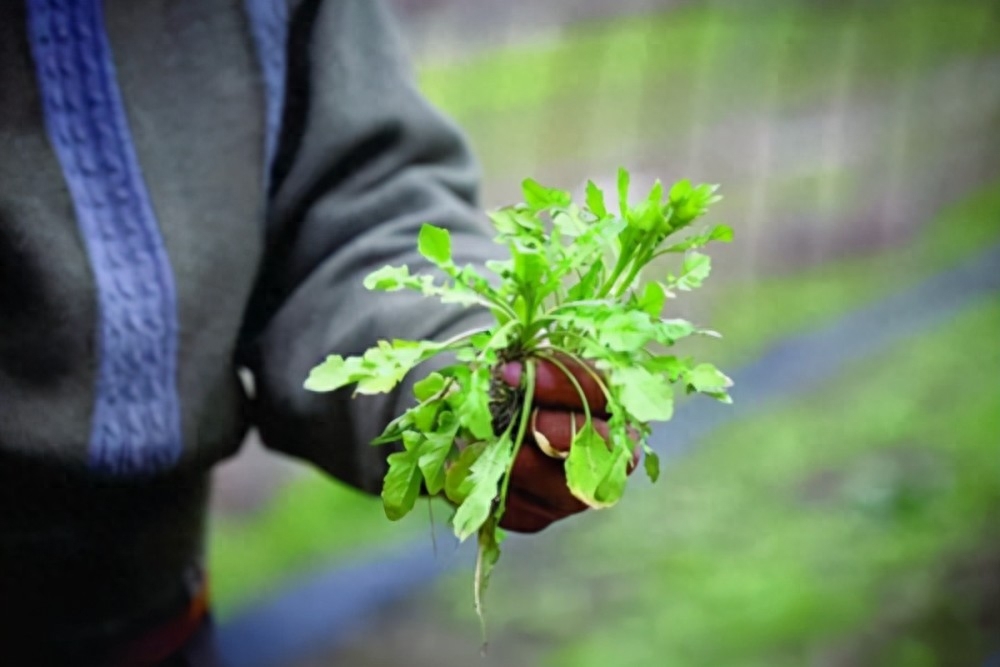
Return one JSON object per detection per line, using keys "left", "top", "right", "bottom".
{"left": 305, "top": 168, "right": 733, "bottom": 634}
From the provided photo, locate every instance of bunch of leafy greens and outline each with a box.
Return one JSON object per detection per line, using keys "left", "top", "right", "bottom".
{"left": 305, "top": 168, "right": 732, "bottom": 635}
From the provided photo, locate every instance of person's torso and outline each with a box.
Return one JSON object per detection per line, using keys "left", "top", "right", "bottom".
{"left": 0, "top": 0, "right": 291, "bottom": 654}
{"left": 0, "top": 0, "right": 281, "bottom": 476}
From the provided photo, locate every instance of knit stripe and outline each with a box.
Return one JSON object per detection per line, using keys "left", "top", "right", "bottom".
{"left": 27, "top": 0, "right": 183, "bottom": 475}
{"left": 245, "top": 0, "right": 289, "bottom": 175}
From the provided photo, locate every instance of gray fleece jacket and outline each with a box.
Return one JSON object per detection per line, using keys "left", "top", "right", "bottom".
{"left": 0, "top": 0, "right": 498, "bottom": 658}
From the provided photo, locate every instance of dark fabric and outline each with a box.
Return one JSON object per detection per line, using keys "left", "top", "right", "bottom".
{"left": 0, "top": 452, "right": 209, "bottom": 664}
{"left": 1, "top": 0, "right": 497, "bottom": 656}
{"left": 163, "top": 618, "right": 226, "bottom": 667}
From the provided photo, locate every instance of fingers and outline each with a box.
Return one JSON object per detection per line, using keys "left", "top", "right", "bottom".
{"left": 509, "top": 443, "right": 589, "bottom": 513}
{"left": 501, "top": 355, "right": 608, "bottom": 415}
{"left": 529, "top": 409, "right": 641, "bottom": 472}
{"left": 498, "top": 490, "right": 563, "bottom": 533}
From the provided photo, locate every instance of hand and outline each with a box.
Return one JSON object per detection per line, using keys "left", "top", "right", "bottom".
{"left": 497, "top": 355, "right": 639, "bottom": 533}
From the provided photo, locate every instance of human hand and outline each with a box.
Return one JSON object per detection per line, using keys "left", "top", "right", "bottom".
{"left": 496, "top": 355, "right": 640, "bottom": 533}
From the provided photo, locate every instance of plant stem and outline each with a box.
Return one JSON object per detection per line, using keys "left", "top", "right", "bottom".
{"left": 598, "top": 254, "right": 632, "bottom": 298}
{"left": 613, "top": 238, "right": 657, "bottom": 299}
{"left": 535, "top": 352, "right": 592, "bottom": 426}
{"left": 539, "top": 347, "right": 613, "bottom": 406}
{"left": 496, "top": 359, "right": 537, "bottom": 515}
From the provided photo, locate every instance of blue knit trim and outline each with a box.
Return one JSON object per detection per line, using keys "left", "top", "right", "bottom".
{"left": 245, "top": 0, "right": 289, "bottom": 175}
{"left": 27, "top": 0, "right": 183, "bottom": 475}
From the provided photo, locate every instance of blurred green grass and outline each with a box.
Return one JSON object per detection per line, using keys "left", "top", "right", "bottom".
{"left": 697, "top": 177, "right": 1000, "bottom": 366}
{"left": 208, "top": 474, "right": 430, "bottom": 615}
{"left": 418, "top": 0, "right": 1000, "bottom": 175}
{"left": 435, "top": 297, "right": 1000, "bottom": 667}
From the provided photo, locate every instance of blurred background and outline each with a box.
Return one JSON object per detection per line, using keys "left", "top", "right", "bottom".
{"left": 208, "top": 1, "right": 1000, "bottom": 665}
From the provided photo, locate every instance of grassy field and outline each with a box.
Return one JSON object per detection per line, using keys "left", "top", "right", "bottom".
{"left": 429, "top": 297, "right": 1000, "bottom": 667}
{"left": 693, "top": 177, "right": 1000, "bottom": 366}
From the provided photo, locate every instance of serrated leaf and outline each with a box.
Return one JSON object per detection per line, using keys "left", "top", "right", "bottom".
{"left": 643, "top": 355, "right": 689, "bottom": 382}
{"left": 654, "top": 318, "right": 696, "bottom": 344}
{"left": 674, "top": 252, "right": 711, "bottom": 291}
{"left": 444, "top": 442, "right": 485, "bottom": 505}
{"left": 363, "top": 265, "right": 411, "bottom": 291}
{"left": 303, "top": 354, "right": 367, "bottom": 392}
{"left": 418, "top": 224, "right": 452, "bottom": 266}
{"left": 418, "top": 415, "right": 457, "bottom": 495}
{"left": 382, "top": 449, "right": 422, "bottom": 520}
{"left": 452, "top": 434, "right": 513, "bottom": 541}
{"left": 597, "top": 310, "right": 657, "bottom": 352}
{"left": 522, "top": 178, "right": 572, "bottom": 211}
{"left": 353, "top": 339, "right": 443, "bottom": 395}
{"left": 613, "top": 366, "right": 674, "bottom": 422}
{"left": 453, "top": 367, "right": 495, "bottom": 440}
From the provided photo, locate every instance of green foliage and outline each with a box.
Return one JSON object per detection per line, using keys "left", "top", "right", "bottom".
{"left": 305, "top": 168, "right": 732, "bottom": 629}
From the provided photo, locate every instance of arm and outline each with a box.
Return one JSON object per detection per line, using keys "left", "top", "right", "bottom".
{"left": 238, "top": 0, "right": 500, "bottom": 493}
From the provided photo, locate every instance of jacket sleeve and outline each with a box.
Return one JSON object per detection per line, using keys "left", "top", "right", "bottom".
{"left": 237, "top": 0, "right": 502, "bottom": 493}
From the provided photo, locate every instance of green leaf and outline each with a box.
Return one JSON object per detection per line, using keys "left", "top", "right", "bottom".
{"left": 710, "top": 224, "right": 734, "bottom": 242}
{"left": 643, "top": 355, "right": 690, "bottom": 382}
{"left": 418, "top": 224, "right": 452, "bottom": 266}
{"left": 565, "top": 421, "right": 628, "bottom": 508}
{"left": 594, "top": 447, "right": 631, "bottom": 506}
{"left": 626, "top": 200, "right": 665, "bottom": 232}
{"left": 617, "top": 167, "right": 631, "bottom": 218}
{"left": 452, "top": 367, "right": 496, "bottom": 440}
{"left": 452, "top": 434, "right": 514, "bottom": 541}
{"left": 685, "top": 363, "right": 734, "bottom": 393}
{"left": 637, "top": 281, "right": 666, "bottom": 317}
{"left": 353, "top": 340, "right": 443, "bottom": 395}
{"left": 669, "top": 179, "right": 692, "bottom": 204}
{"left": 382, "top": 449, "right": 422, "bottom": 521}
{"left": 370, "top": 411, "right": 413, "bottom": 446}
{"left": 512, "top": 240, "right": 547, "bottom": 288}
{"left": 647, "top": 179, "right": 664, "bottom": 206}
{"left": 613, "top": 366, "right": 675, "bottom": 422}
{"left": 413, "top": 372, "right": 446, "bottom": 401}
{"left": 363, "top": 265, "right": 411, "bottom": 291}
{"left": 522, "top": 178, "right": 572, "bottom": 211}
{"left": 567, "top": 260, "right": 604, "bottom": 302}
{"left": 654, "top": 318, "right": 696, "bottom": 344}
{"left": 418, "top": 415, "right": 458, "bottom": 495}
{"left": 661, "top": 224, "right": 734, "bottom": 254}
{"left": 304, "top": 354, "right": 367, "bottom": 392}
{"left": 444, "top": 442, "right": 485, "bottom": 505}
{"left": 674, "top": 252, "right": 712, "bottom": 291}
{"left": 597, "top": 310, "right": 657, "bottom": 353}
{"left": 585, "top": 180, "right": 607, "bottom": 217}
{"left": 643, "top": 444, "right": 661, "bottom": 483}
